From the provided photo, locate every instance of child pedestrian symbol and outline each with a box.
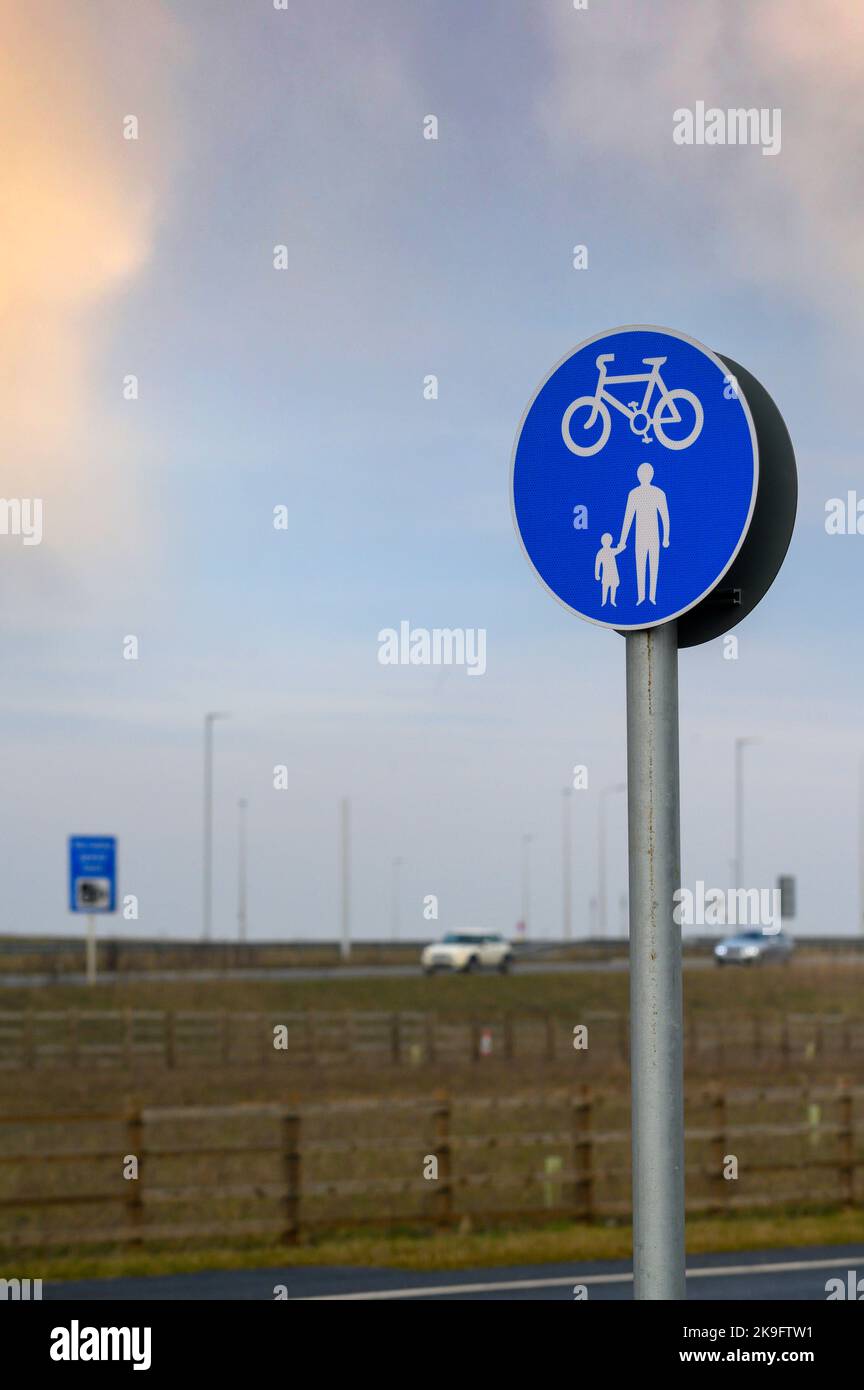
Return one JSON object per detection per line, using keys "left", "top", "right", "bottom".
{"left": 594, "top": 532, "right": 624, "bottom": 607}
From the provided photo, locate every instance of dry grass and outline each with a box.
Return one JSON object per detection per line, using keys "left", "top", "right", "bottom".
{"left": 3, "top": 1207, "right": 864, "bottom": 1285}
{"left": 0, "top": 961, "right": 862, "bottom": 1279}
{"left": 0, "top": 955, "right": 860, "bottom": 1017}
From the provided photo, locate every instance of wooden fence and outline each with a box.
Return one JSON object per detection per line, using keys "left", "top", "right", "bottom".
{"left": 0, "top": 1083, "right": 860, "bottom": 1250}
{"left": 1, "top": 1009, "right": 863, "bottom": 1071}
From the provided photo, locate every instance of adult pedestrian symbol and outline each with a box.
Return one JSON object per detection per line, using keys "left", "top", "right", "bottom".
{"left": 511, "top": 325, "right": 758, "bottom": 630}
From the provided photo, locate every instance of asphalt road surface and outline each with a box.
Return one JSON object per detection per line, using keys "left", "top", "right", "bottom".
{"left": 4, "top": 956, "right": 858, "bottom": 989}
{"left": 0, "top": 958, "right": 715, "bottom": 987}
{"left": 44, "top": 1246, "right": 864, "bottom": 1301}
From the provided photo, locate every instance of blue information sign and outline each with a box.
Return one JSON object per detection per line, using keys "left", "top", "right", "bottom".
{"left": 511, "top": 325, "right": 758, "bottom": 630}
{"left": 68, "top": 836, "right": 117, "bottom": 913}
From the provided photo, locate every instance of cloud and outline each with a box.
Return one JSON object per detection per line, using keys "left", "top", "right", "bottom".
{"left": 0, "top": 0, "right": 183, "bottom": 608}
{"left": 537, "top": 0, "right": 864, "bottom": 312}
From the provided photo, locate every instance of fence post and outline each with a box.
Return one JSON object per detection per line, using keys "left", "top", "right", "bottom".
{"left": 432, "top": 1091, "right": 453, "bottom": 1227}
{"left": 281, "top": 1110, "right": 302, "bottom": 1244}
{"left": 125, "top": 1105, "right": 144, "bottom": 1244}
{"left": 571, "top": 1089, "right": 594, "bottom": 1220}
{"left": 839, "top": 1085, "right": 855, "bottom": 1205}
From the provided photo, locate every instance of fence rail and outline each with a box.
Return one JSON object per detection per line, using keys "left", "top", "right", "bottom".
{"left": 0, "top": 1083, "right": 860, "bottom": 1250}
{"left": 1, "top": 1009, "right": 862, "bottom": 1071}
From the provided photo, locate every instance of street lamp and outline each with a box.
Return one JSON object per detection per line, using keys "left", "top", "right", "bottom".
{"left": 733, "top": 737, "right": 759, "bottom": 889}
{"left": 202, "top": 711, "right": 230, "bottom": 942}
{"left": 340, "top": 797, "right": 351, "bottom": 961}
{"left": 391, "top": 856, "right": 404, "bottom": 941}
{"left": 237, "top": 797, "right": 248, "bottom": 942}
{"left": 521, "top": 833, "right": 533, "bottom": 936}
{"left": 562, "top": 788, "right": 573, "bottom": 940}
{"left": 598, "top": 783, "right": 626, "bottom": 937}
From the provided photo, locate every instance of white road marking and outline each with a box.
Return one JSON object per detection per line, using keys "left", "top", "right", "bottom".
{"left": 297, "top": 1254, "right": 863, "bottom": 1300}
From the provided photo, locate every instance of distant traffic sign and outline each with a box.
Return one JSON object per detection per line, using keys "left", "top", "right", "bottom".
{"left": 778, "top": 874, "right": 796, "bottom": 920}
{"left": 68, "top": 836, "right": 117, "bottom": 914}
{"left": 511, "top": 325, "right": 759, "bottom": 631}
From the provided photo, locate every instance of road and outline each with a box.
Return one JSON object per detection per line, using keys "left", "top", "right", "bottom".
{"left": 0, "top": 958, "right": 715, "bottom": 988}
{"left": 5, "top": 956, "right": 860, "bottom": 988}
{"left": 44, "top": 1246, "right": 863, "bottom": 1301}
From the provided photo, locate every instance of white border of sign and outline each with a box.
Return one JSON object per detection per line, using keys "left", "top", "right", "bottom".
{"left": 509, "top": 324, "right": 760, "bottom": 632}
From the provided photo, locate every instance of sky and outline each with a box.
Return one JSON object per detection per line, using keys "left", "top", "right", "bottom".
{"left": 1, "top": 0, "right": 863, "bottom": 942}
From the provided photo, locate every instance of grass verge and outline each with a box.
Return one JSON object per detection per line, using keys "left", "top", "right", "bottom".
{"left": 4, "top": 1206, "right": 862, "bottom": 1286}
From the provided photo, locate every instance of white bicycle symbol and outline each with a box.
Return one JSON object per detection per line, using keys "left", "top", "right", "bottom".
{"left": 561, "top": 353, "right": 704, "bottom": 457}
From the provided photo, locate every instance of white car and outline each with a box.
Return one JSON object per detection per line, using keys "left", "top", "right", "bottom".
{"left": 421, "top": 933, "right": 513, "bottom": 975}
{"left": 714, "top": 930, "right": 794, "bottom": 966}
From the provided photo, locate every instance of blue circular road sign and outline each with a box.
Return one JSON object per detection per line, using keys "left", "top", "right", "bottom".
{"left": 511, "top": 325, "right": 759, "bottom": 630}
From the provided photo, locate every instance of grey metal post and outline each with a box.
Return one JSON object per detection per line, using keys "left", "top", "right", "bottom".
{"left": 340, "top": 798, "right": 351, "bottom": 961}
{"left": 85, "top": 914, "right": 97, "bottom": 985}
{"left": 626, "top": 623, "right": 685, "bottom": 1300}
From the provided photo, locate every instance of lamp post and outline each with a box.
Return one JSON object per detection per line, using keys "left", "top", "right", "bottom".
{"left": 391, "top": 856, "right": 404, "bottom": 941}
{"left": 340, "top": 797, "right": 351, "bottom": 961}
{"left": 237, "top": 798, "right": 248, "bottom": 942}
{"left": 202, "top": 711, "right": 230, "bottom": 942}
{"left": 521, "top": 833, "right": 533, "bottom": 936}
{"left": 562, "top": 788, "right": 573, "bottom": 940}
{"left": 733, "top": 737, "right": 759, "bottom": 889}
{"left": 598, "top": 782, "right": 626, "bottom": 937}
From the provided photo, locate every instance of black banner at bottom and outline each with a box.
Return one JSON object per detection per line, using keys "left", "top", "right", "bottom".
{"left": 3, "top": 1297, "right": 860, "bottom": 1377}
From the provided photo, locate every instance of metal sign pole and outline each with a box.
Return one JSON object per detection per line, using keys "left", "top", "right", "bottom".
{"left": 626, "top": 621, "right": 685, "bottom": 1300}
{"left": 85, "top": 913, "right": 97, "bottom": 986}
